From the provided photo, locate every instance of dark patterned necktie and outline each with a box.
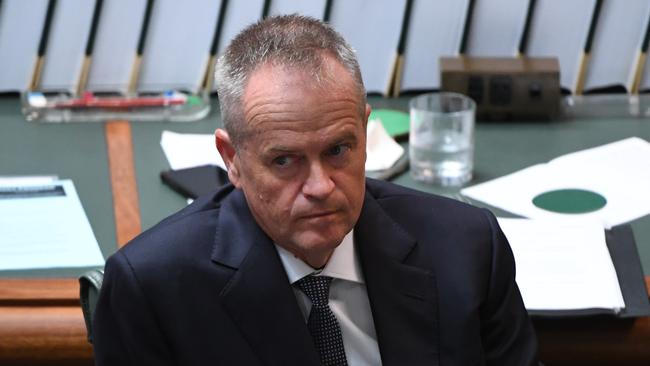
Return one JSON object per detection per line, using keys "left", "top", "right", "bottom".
{"left": 296, "top": 275, "right": 348, "bottom": 366}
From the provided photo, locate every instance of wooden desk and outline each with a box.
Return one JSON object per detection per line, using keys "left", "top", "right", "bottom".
{"left": 1, "top": 96, "right": 649, "bottom": 365}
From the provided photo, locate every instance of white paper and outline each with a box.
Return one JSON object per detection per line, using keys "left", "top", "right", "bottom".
{"left": 462, "top": 137, "right": 650, "bottom": 228}
{"left": 0, "top": 180, "right": 105, "bottom": 270}
{"left": 160, "top": 130, "right": 226, "bottom": 170}
{"left": 365, "top": 119, "right": 404, "bottom": 171}
{"left": 0, "top": 175, "right": 57, "bottom": 186}
{"left": 366, "top": 119, "right": 404, "bottom": 171}
{"left": 498, "top": 218, "right": 625, "bottom": 311}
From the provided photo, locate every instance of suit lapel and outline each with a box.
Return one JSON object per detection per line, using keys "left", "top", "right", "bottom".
{"left": 211, "top": 188, "right": 320, "bottom": 366}
{"left": 355, "top": 192, "right": 440, "bottom": 366}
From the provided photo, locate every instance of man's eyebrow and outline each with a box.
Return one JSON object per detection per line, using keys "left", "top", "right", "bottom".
{"left": 260, "top": 129, "right": 360, "bottom": 154}
{"left": 265, "top": 146, "right": 297, "bottom": 155}
{"left": 329, "top": 131, "right": 359, "bottom": 145}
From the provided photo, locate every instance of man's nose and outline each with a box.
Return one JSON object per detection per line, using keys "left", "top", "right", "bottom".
{"left": 302, "top": 161, "right": 335, "bottom": 199}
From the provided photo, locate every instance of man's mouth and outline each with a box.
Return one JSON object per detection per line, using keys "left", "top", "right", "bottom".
{"left": 302, "top": 210, "right": 338, "bottom": 219}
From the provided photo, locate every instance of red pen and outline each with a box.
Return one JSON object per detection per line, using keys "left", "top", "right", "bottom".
{"left": 50, "top": 91, "right": 187, "bottom": 109}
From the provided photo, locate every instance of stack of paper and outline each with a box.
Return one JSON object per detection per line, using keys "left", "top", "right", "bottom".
{"left": 498, "top": 218, "right": 625, "bottom": 312}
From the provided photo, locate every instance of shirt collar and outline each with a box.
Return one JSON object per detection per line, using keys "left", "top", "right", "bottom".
{"left": 274, "top": 230, "right": 364, "bottom": 285}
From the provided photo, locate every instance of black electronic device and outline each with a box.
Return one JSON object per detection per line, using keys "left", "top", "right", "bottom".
{"left": 160, "top": 165, "right": 229, "bottom": 199}
{"left": 440, "top": 56, "right": 561, "bottom": 121}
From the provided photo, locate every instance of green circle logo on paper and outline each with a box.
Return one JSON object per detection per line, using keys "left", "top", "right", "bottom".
{"left": 532, "top": 189, "right": 607, "bottom": 214}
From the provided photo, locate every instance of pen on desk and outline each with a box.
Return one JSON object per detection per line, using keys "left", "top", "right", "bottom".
{"left": 52, "top": 91, "right": 187, "bottom": 109}
{"left": 458, "top": 0, "right": 476, "bottom": 56}
{"left": 629, "top": 9, "right": 650, "bottom": 94}
{"left": 201, "top": 0, "right": 229, "bottom": 93}
{"left": 26, "top": 89, "right": 190, "bottom": 109}
{"left": 128, "top": 0, "right": 155, "bottom": 94}
{"left": 385, "top": 0, "right": 413, "bottom": 98}
{"left": 574, "top": 0, "right": 603, "bottom": 95}
{"left": 76, "top": 0, "right": 105, "bottom": 96}
{"left": 28, "top": 0, "right": 57, "bottom": 91}
{"left": 517, "top": 0, "right": 537, "bottom": 57}
{"left": 323, "top": 0, "right": 334, "bottom": 23}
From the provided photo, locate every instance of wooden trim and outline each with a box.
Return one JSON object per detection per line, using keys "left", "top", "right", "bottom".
{"left": 0, "top": 306, "right": 92, "bottom": 365}
{"left": 537, "top": 316, "right": 650, "bottom": 365}
{"left": 0, "top": 279, "right": 78, "bottom": 304}
{"left": 105, "top": 120, "right": 142, "bottom": 247}
{"left": 536, "top": 276, "right": 650, "bottom": 365}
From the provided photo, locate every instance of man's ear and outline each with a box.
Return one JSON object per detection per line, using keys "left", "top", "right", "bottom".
{"left": 215, "top": 129, "right": 241, "bottom": 187}
{"left": 364, "top": 103, "right": 372, "bottom": 129}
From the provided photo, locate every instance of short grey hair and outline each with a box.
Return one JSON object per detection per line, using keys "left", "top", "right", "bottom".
{"left": 215, "top": 14, "right": 367, "bottom": 147}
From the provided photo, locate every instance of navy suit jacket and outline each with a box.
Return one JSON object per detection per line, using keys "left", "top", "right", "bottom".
{"left": 93, "top": 179, "right": 538, "bottom": 365}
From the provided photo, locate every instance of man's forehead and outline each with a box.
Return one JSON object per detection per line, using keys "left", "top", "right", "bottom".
{"left": 247, "top": 117, "right": 361, "bottom": 146}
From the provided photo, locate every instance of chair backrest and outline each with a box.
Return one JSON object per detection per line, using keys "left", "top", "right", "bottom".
{"left": 79, "top": 269, "right": 104, "bottom": 344}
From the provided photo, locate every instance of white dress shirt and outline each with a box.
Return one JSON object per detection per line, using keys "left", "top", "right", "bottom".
{"left": 275, "top": 231, "right": 382, "bottom": 366}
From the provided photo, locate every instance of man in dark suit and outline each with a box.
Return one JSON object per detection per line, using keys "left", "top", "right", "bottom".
{"left": 93, "top": 15, "right": 538, "bottom": 366}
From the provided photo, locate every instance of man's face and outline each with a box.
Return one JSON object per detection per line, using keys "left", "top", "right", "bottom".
{"left": 216, "top": 57, "right": 370, "bottom": 267}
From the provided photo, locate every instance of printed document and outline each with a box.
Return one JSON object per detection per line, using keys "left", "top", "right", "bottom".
{"left": 0, "top": 179, "right": 104, "bottom": 270}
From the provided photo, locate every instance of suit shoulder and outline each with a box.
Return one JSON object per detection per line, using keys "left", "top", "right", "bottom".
{"left": 364, "top": 179, "right": 501, "bottom": 247}
{"left": 116, "top": 185, "right": 234, "bottom": 270}
{"left": 366, "top": 178, "right": 485, "bottom": 218}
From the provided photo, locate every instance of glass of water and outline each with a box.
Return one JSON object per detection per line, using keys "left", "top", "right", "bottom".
{"left": 409, "top": 92, "right": 475, "bottom": 186}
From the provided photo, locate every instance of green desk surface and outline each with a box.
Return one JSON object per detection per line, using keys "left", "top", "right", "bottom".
{"left": 1, "top": 95, "right": 650, "bottom": 278}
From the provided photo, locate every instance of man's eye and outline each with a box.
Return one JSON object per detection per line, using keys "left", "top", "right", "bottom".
{"left": 273, "top": 156, "right": 291, "bottom": 167}
{"left": 328, "top": 144, "right": 350, "bottom": 157}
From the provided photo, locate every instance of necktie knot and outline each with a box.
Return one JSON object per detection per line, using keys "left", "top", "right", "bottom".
{"left": 296, "top": 275, "right": 333, "bottom": 307}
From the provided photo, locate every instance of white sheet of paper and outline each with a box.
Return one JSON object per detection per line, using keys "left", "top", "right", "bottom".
{"left": 498, "top": 218, "right": 625, "bottom": 311}
{"left": 0, "top": 180, "right": 105, "bottom": 270}
{"left": 0, "top": 175, "right": 58, "bottom": 186}
{"left": 365, "top": 119, "right": 404, "bottom": 171}
{"left": 160, "top": 130, "right": 226, "bottom": 170}
{"left": 462, "top": 137, "right": 650, "bottom": 228}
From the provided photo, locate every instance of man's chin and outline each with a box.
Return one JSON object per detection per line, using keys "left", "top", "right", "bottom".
{"left": 293, "top": 230, "right": 347, "bottom": 253}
